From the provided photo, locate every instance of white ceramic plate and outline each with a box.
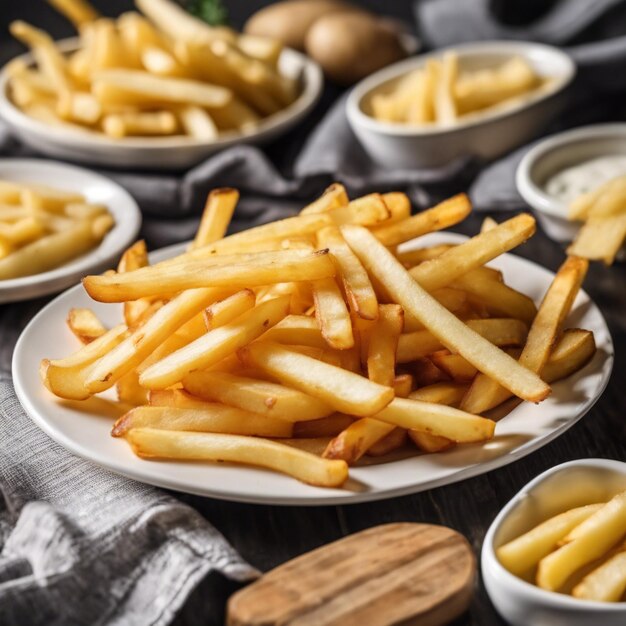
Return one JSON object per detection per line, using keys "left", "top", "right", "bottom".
{"left": 12, "top": 233, "right": 613, "bottom": 505}
{"left": 0, "top": 39, "right": 323, "bottom": 170}
{"left": 0, "top": 158, "right": 141, "bottom": 303}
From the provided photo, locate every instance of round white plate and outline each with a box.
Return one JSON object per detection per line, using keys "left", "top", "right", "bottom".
{"left": 0, "top": 158, "right": 141, "bottom": 303}
{"left": 12, "top": 233, "right": 614, "bottom": 505}
{"left": 0, "top": 39, "right": 323, "bottom": 170}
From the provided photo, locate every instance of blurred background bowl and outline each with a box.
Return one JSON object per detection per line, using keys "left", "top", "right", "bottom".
{"left": 0, "top": 38, "right": 323, "bottom": 170}
{"left": 346, "top": 40, "right": 575, "bottom": 169}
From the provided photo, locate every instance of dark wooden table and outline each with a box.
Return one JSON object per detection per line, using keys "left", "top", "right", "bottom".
{"left": 1, "top": 2, "right": 625, "bottom": 625}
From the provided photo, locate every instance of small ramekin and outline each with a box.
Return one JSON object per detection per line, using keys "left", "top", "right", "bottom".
{"left": 346, "top": 40, "right": 575, "bottom": 169}
{"left": 482, "top": 459, "right": 626, "bottom": 626}
{"left": 516, "top": 123, "right": 626, "bottom": 245}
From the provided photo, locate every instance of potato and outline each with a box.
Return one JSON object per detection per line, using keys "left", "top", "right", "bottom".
{"left": 244, "top": 0, "right": 356, "bottom": 52}
{"left": 305, "top": 13, "right": 406, "bottom": 85}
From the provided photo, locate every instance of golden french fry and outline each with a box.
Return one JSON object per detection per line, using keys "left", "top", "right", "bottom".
{"left": 182, "top": 370, "right": 333, "bottom": 421}
{"left": 203, "top": 289, "right": 255, "bottom": 329}
{"left": 311, "top": 277, "right": 354, "bottom": 350}
{"left": 139, "top": 295, "right": 290, "bottom": 390}
{"left": 192, "top": 188, "right": 240, "bottom": 249}
{"left": 409, "top": 213, "right": 536, "bottom": 291}
{"left": 93, "top": 69, "right": 232, "bottom": 109}
{"left": 239, "top": 341, "right": 394, "bottom": 417}
{"left": 462, "top": 256, "right": 588, "bottom": 414}
{"left": 342, "top": 225, "right": 550, "bottom": 403}
{"left": 84, "top": 287, "right": 228, "bottom": 393}
{"left": 177, "top": 105, "right": 219, "bottom": 139}
{"left": 572, "top": 550, "right": 626, "bottom": 602}
{"left": 0, "top": 217, "right": 45, "bottom": 246}
{"left": 542, "top": 329, "right": 596, "bottom": 383}
{"left": 397, "top": 318, "right": 528, "bottom": 363}
{"left": 434, "top": 51, "right": 458, "bottom": 125}
{"left": 83, "top": 249, "right": 335, "bottom": 302}
{"left": 537, "top": 490, "right": 626, "bottom": 592}
{"left": 123, "top": 428, "right": 348, "bottom": 487}
{"left": 317, "top": 225, "right": 378, "bottom": 320}
{"left": 497, "top": 504, "right": 604, "bottom": 578}
{"left": 371, "top": 194, "right": 472, "bottom": 246}
{"left": 480, "top": 216, "right": 498, "bottom": 232}
{"left": 0, "top": 220, "right": 101, "bottom": 280}
{"left": 392, "top": 374, "right": 413, "bottom": 398}
{"left": 112, "top": 404, "right": 292, "bottom": 438}
{"left": 102, "top": 111, "right": 178, "bottom": 138}
{"left": 47, "top": 0, "right": 99, "bottom": 27}
{"left": 453, "top": 270, "right": 537, "bottom": 323}
{"left": 324, "top": 418, "right": 396, "bottom": 464}
{"left": 567, "top": 214, "right": 626, "bottom": 265}
{"left": 327, "top": 193, "right": 390, "bottom": 227}
{"left": 67, "top": 307, "right": 107, "bottom": 344}
{"left": 40, "top": 323, "right": 128, "bottom": 400}
{"left": 19, "top": 183, "right": 85, "bottom": 212}
{"left": 261, "top": 314, "right": 326, "bottom": 347}
{"left": 367, "top": 304, "right": 403, "bottom": 386}
{"left": 115, "top": 370, "right": 148, "bottom": 406}
{"left": 300, "top": 184, "right": 349, "bottom": 215}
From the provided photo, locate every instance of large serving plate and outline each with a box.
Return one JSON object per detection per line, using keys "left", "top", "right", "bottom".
{"left": 12, "top": 233, "right": 613, "bottom": 505}
{"left": 0, "top": 158, "right": 141, "bottom": 303}
{"left": 0, "top": 39, "right": 323, "bottom": 170}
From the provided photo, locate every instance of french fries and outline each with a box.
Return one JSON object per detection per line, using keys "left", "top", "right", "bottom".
{"left": 40, "top": 184, "right": 597, "bottom": 488}
{"left": 371, "top": 51, "right": 544, "bottom": 127}
{"left": 8, "top": 0, "right": 299, "bottom": 140}
{"left": 567, "top": 174, "right": 626, "bottom": 265}
{"left": 498, "top": 490, "right": 626, "bottom": 602}
{"left": 0, "top": 181, "right": 114, "bottom": 280}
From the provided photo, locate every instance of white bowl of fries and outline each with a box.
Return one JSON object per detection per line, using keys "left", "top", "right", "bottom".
{"left": 516, "top": 124, "right": 626, "bottom": 264}
{"left": 346, "top": 41, "right": 575, "bottom": 169}
{"left": 0, "top": 158, "right": 140, "bottom": 303}
{"left": 483, "top": 459, "right": 626, "bottom": 626}
{"left": 0, "top": 0, "right": 323, "bottom": 170}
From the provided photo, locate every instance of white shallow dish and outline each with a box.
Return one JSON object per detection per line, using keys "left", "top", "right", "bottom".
{"left": 517, "top": 124, "right": 626, "bottom": 256}
{"left": 347, "top": 40, "right": 575, "bottom": 169}
{"left": 13, "top": 232, "right": 613, "bottom": 505}
{"left": 483, "top": 459, "right": 626, "bottom": 626}
{"left": 0, "top": 39, "right": 323, "bottom": 170}
{"left": 0, "top": 158, "right": 141, "bottom": 303}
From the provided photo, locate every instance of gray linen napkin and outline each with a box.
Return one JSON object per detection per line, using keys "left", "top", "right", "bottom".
{"left": 0, "top": 371, "right": 258, "bottom": 626}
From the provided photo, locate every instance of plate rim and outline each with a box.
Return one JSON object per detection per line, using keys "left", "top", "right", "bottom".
{"left": 12, "top": 233, "right": 615, "bottom": 505}
{"left": 0, "top": 157, "right": 142, "bottom": 302}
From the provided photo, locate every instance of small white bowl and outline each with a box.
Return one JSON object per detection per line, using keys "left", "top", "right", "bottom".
{"left": 516, "top": 123, "right": 626, "bottom": 244}
{"left": 482, "top": 459, "right": 626, "bottom": 626}
{"left": 0, "top": 39, "right": 323, "bottom": 170}
{"left": 0, "top": 158, "right": 141, "bottom": 303}
{"left": 346, "top": 41, "right": 575, "bottom": 169}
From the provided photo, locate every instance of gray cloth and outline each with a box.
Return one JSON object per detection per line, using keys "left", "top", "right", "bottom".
{"left": 0, "top": 375, "right": 258, "bottom": 626}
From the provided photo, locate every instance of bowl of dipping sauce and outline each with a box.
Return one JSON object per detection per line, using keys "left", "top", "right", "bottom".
{"left": 516, "top": 124, "right": 626, "bottom": 244}
{"left": 482, "top": 459, "right": 626, "bottom": 626}
{"left": 346, "top": 41, "right": 575, "bottom": 169}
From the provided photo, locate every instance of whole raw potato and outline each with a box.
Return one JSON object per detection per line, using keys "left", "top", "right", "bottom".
{"left": 243, "top": 0, "right": 356, "bottom": 52}
{"left": 305, "top": 12, "right": 406, "bottom": 85}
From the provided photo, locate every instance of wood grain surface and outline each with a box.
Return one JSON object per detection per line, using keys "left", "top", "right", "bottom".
{"left": 227, "top": 523, "right": 475, "bottom": 626}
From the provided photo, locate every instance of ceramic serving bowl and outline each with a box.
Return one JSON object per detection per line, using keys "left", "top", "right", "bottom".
{"left": 0, "top": 38, "right": 323, "bottom": 170}
{"left": 516, "top": 123, "right": 626, "bottom": 245}
{"left": 482, "top": 459, "right": 626, "bottom": 626}
{"left": 346, "top": 40, "right": 575, "bottom": 170}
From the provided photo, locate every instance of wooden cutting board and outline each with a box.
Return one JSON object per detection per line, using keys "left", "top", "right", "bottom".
{"left": 227, "top": 522, "right": 476, "bottom": 626}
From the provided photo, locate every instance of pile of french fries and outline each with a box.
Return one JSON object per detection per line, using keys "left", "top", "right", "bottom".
{"left": 41, "top": 184, "right": 596, "bottom": 488}
{"left": 6, "top": 0, "right": 298, "bottom": 140}
{"left": 568, "top": 175, "right": 626, "bottom": 265}
{"left": 498, "top": 490, "right": 626, "bottom": 602}
{"left": 0, "top": 179, "right": 113, "bottom": 280}
{"left": 370, "top": 52, "right": 544, "bottom": 127}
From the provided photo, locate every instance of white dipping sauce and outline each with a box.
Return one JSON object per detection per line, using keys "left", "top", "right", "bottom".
{"left": 545, "top": 155, "right": 626, "bottom": 204}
